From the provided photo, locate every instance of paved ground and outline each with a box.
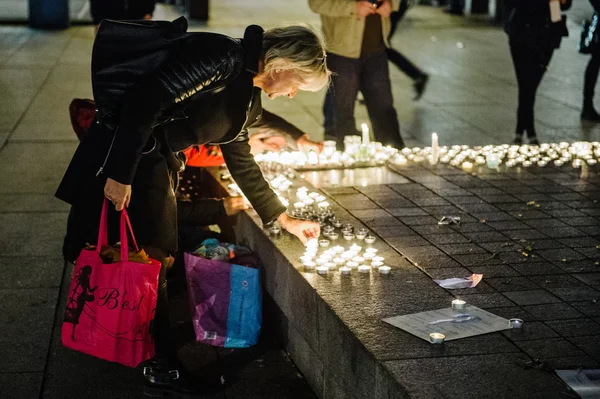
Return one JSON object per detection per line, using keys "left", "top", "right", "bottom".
{"left": 0, "top": 0, "right": 600, "bottom": 398}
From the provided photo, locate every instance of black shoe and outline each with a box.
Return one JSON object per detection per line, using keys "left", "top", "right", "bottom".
{"left": 413, "top": 74, "right": 429, "bottom": 101}
{"left": 512, "top": 136, "right": 523, "bottom": 145}
{"left": 528, "top": 136, "right": 540, "bottom": 146}
{"left": 581, "top": 106, "right": 600, "bottom": 122}
{"left": 142, "top": 358, "right": 205, "bottom": 398}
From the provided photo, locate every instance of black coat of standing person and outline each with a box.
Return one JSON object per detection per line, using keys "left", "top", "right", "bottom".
{"left": 90, "top": 0, "right": 157, "bottom": 32}
{"left": 504, "top": 0, "right": 572, "bottom": 145}
{"left": 55, "top": 17, "right": 329, "bottom": 396}
{"left": 582, "top": 0, "right": 600, "bottom": 121}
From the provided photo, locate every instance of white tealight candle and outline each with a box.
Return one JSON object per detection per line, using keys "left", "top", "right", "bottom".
{"left": 365, "top": 248, "right": 378, "bottom": 253}
{"left": 346, "top": 261, "right": 359, "bottom": 270}
{"left": 352, "top": 256, "right": 365, "bottom": 263}
{"left": 378, "top": 266, "right": 391, "bottom": 274}
{"left": 358, "top": 265, "right": 371, "bottom": 274}
{"left": 303, "top": 261, "right": 316, "bottom": 270}
{"left": 319, "top": 239, "right": 330, "bottom": 248}
{"left": 363, "top": 252, "right": 375, "bottom": 260}
{"left": 294, "top": 202, "right": 306, "bottom": 209}
{"left": 429, "top": 333, "right": 445, "bottom": 344}
{"left": 332, "top": 246, "right": 345, "bottom": 254}
{"left": 372, "top": 256, "right": 385, "bottom": 262}
{"left": 315, "top": 258, "right": 327, "bottom": 266}
{"left": 452, "top": 299, "right": 466, "bottom": 311}
{"left": 306, "top": 238, "right": 319, "bottom": 249}
{"left": 318, "top": 201, "right": 330, "bottom": 209}
{"left": 325, "top": 262, "right": 337, "bottom": 270}
{"left": 462, "top": 161, "right": 473, "bottom": 170}
{"left": 302, "top": 198, "right": 315, "bottom": 206}
{"left": 371, "top": 261, "right": 384, "bottom": 268}
{"left": 316, "top": 266, "right": 329, "bottom": 275}
{"left": 333, "top": 257, "right": 345, "bottom": 266}
{"left": 509, "top": 318, "right": 524, "bottom": 329}
{"left": 340, "top": 266, "right": 351, "bottom": 275}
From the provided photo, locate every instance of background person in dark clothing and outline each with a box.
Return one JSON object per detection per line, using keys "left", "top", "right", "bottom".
{"left": 387, "top": 0, "right": 429, "bottom": 101}
{"left": 311, "top": 0, "right": 405, "bottom": 150}
{"left": 504, "top": 0, "right": 572, "bottom": 145}
{"left": 582, "top": 0, "right": 600, "bottom": 121}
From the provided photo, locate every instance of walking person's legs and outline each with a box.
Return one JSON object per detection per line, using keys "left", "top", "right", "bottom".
{"left": 360, "top": 52, "right": 405, "bottom": 149}
{"left": 582, "top": 53, "right": 600, "bottom": 121}
{"left": 385, "top": 47, "right": 429, "bottom": 100}
{"left": 325, "top": 53, "right": 362, "bottom": 147}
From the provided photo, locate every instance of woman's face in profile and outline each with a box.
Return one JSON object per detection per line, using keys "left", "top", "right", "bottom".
{"left": 261, "top": 69, "right": 305, "bottom": 99}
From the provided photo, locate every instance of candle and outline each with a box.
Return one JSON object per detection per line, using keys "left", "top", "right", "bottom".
{"left": 361, "top": 123, "right": 370, "bottom": 145}
{"left": 372, "top": 256, "right": 384, "bottom": 262}
{"left": 319, "top": 240, "right": 330, "bottom": 248}
{"left": 363, "top": 252, "right": 375, "bottom": 260}
{"left": 329, "top": 232, "right": 339, "bottom": 241}
{"left": 358, "top": 265, "right": 371, "bottom": 274}
{"left": 352, "top": 256, "right": 365, "bottom": 263}
{"left": 378, "top": 266, "right": 391, "bottom": 274}
{"left": 431, "top": 133, "right": 439, "bottom": 165}
{"left": 325, "top": 262, "right": 337, "bottom": 270}
{"left": 269, "top": 226, "right": 281, "bottom": 236}
{"left": 306, "top": 238, "right": 319, "bottom": 249}
{"left": 462, "top": 161, "right": 473, "bottom": 170}
{"left": 303, "top": 261, "right": 316, "bottom": 270}
{"left": 509, "top": 318, "right": 524, "bottom": 329}
{"left": 343, "top": 233, "right": 355, "bottom": 241}
{"left": 346, "top": 261, "right": 359, "bottom": 269}
{"left": 429, "top": 333, "right": 445, "bottom": 344}
{"left": 365, "top": 248, "right": 378, "bottom": 253}
{"left": 371, "top": 261, "right": 384, "bottom": 268}
{"left": 316, "top": 266, "right": 329, "bottom": 275}
{"left": 364, "top": 235, "right": 376, "bottom": 244}
{"left": 294, "top": 202, "right": 305, "bottom": 210}
{"left": 452, "top": 299, "right": 466, "bottom": 311}
{"left": 318, "top": 201, "right": 330, "bottom": 209}
{"left": 333, "top": 257, "right": 345, "bottom": 266}
{"left": 355, "top": 231, "right": 367, "bottom": 240}
{"left": 349, "top": 244, "right": 362, "bottom": 252}
{"left": 340, "top": 266, "right": 351, "bottom": 275}
{"left": 332, "top": 246, "right": 345, "bottom": 254}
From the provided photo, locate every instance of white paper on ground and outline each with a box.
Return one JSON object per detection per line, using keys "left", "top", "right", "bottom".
{"left": 382, "top": 305, "right": 511, "bottom": 342}
{"left": 434, "top": 274, "right": 483, "bottom": 289}
{"left": 556, "top": 369, "right": 600, "bottom": 398}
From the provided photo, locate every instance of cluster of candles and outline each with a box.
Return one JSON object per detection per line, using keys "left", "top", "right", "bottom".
{"left": 391, "top": 139, "right": 600, "bottom": 170}
{"left": 301, "top": 238, "right": 391, "bottom": 276}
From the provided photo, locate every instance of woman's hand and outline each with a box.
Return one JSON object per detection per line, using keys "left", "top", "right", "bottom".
{"left": 104, "top": 178, "right": 131, "bottom": 211}
{"left": 376, "top": 0, "right": 392, "bottom": 18}
{"left": 356, "top": 0, "right": 378, "bottom": 17}
{"left": 277, "top": 213, "right": 320, "bottom": 244}
{"left": 223, "top": 196, "right": 249, "bottom": 216}
{"left": 297, "top": 134, "right": 324, "bottom": 154}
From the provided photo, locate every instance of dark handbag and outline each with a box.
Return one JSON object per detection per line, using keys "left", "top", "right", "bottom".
{"left": 580, "top": 12, "right": 600, "bottom": 54}
{"left": 91, "top": 16, "right": 190, "bottom": 120}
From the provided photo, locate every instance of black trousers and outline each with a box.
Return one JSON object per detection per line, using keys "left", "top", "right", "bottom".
{"left": 323, "top": 51, "right": 404, "bottom": 149}
{"left": 509, "top": 41, "right": 554, "bottom": 137}
{"left": 584, "top": 53, "right": 600, "bottom": 102}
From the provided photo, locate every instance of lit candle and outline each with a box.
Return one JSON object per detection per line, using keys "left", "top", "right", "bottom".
{"left": 340, "top": 266, "right": 351, "bottom": 275}
{"left": 452, "top": 299, "right": 466, "bottom": 311}
{"left": 325, "top": 262, "right": 337, "bottom": 270}
{"left": 462, "top": 161, "right": 473, "bottom": 170}
{"left": 316, "top": 266, "right": 329, "bottom": 275}
{"left": 358, "top": 265, "right": 371, "bottom": 274}
{"left": 509, "top": 318, "right": 524, "bottom": 329}
{"left": 371, "top": 261, "right": 384, "bottom": 268}
{"left": 303, "top": 261, "right": 316, "bottom": 270}
{"left": 431, "top": 133, "right": 439, "bottom": 165}
{"left": 429, "top": 333, "right": 445, "bottom": 344}
{"left": 346, "top": 261, "right": 359, "bottom": 270}
{"left": 378, "top": 266, "right": 391, "bottom": 274}
{"left": 365, "top": 248, "right": 378, "bottom": 253}
{"left": 333, "top": 257, "right": 345, "bottom": 266}
{"left": 361, "top": 123, "right": 370, "bottom": 145}
{"left": 319, "top": 239, "right": 330, "bottom": 248}
{"left": 364, "top": 235, "right": 376, "bottom": 244}
{"left": 363, "top": 252, "right": 375, "bottom": 260}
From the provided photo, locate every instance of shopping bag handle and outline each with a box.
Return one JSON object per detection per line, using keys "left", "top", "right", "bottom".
{"left": 97, "top": 198, "right": 140, "bottom": 261}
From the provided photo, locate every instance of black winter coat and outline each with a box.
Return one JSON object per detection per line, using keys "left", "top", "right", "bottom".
{"left": 504, "top": 0, "right": 572, "bottom": 50}
{"left": 56, "top": 23, "right": 287, "bottom": 261}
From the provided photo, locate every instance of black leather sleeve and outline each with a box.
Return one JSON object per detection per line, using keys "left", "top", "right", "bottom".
{"left": 221, "top": 135, "right": 286, "bottom": 225}
{"left": 177, "top": 198, "right": 227, "bottom": 226}
{"left": 249, "top": 109, "right": 305, "bottom": 142}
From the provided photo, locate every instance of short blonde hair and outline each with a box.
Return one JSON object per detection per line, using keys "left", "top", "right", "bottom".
{"left": 262, "top": 25, "right": 331, "bottom": 92}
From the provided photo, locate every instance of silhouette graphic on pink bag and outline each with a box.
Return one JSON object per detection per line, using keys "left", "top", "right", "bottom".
{"left": 64, "top": 265, "right": 98, "bottom": 341}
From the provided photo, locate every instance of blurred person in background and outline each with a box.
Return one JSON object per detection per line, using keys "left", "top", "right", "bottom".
{"left": 504, "top": 0, "right": 572, "bottom": 145}
{"left": 581, "top": 0, "right": 600, "bottom": 122}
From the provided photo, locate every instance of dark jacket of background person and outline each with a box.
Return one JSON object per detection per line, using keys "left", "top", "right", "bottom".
{"left": 90, "top": 0, "right": 156, "bottom": 25}
{"left": 56, "top": 24, "right": 287, "bottom": 262}
{"left": 504, "top": 0, "right": 572, "bottom": 50}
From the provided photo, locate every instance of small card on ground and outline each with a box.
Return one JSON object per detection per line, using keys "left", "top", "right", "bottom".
{"left": 382, "top": 305, "right": 511, "bottom": 342}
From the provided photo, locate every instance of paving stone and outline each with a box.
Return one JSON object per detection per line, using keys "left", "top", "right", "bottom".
{"left": 452, "top": 253, "right": 504, "bottom": 267}
{"left": 471, "top": 212, "right": 516, "bottom": 222}
{"left": 395, "top": 215, "right": 439, "bottom": 226}
{"left": 423, "top": 233, "right": 469, "bottom": 245}
{"left": 486, "top": 220, "right": 531, "bottom": 231}
{"left": 420, "top": 205, "right": 463, "bottom": 217}
{"left": 522, "top": 303, "right": 585, "bottom": 321}
{"left": 477, "top": 195, "right": 521, "bottom": 204}
{"left": 568, "top": 337, "right": 600, "bottom": 362}
{"left": 543, "top": 227, "right": 587, "bottom": 238}
{"left": 539, "top": 356, "right": 599, "bottom": 369}
{"left": 479, "top": 241, "right": 523, "bottom": 253}
{"left": 503, "top": 290, "right": 562, "bottom": 306}
{"left": 386, "top": 235, "right": 431, "bottom": 249}
{"left": 573, "top": 273, "right": 600, "bottom": 287}
{"left": 0, "top": 256, "right": 64, "bottom": 289}
{"left": 501, "top": 321, "right": 559, "bottom": 342}
{"left": 547, "top": 286, "right": 600, "bottom": 302}
{"left": 438, "top": 243, "right": 487, "bottom": 256}
{"left": 456, "top": 293, "right": 515, "bottom": 309}
{"left": 577, "top": 226, "right": 600, "bottom": 237}
{"left": 371, "top": 198, "right": 414, "bottom": 208}
{"left": 467, "top": 265, "right": 522, "bottom": 278}
{"left": 510, "top": 262, "right": 566, "bottom": 276}
{"left": 497, "top": 251, "right": 540, "bottom": 264}
{"left": 523, "top": 219, "right": 572, "bottom": 231}
{"left": 452, "top": 222, "right": 494, "bottom": 233}
{"left": 545, "top": 319, "right": 600, "bottom": 338}
{"left": 456, "top": 203, "right": 500, "bottom": 213}
{"left": 581, "top": 208, "right": 600, "bottom": 217}
{"left": 350, "top": 209, "right": 392, "bottom": 219}
{"left": 561, "top": 216, "right": 600, "bottom": 227}
{"left": 384, "top": 353, "right": 568, "bottom": 399}
{"left": 486, "top": 306, "right": 535, "bottom": 321}
{"left": 519, "top": 239, "right": 565, "bottom": 250}
{"left": 463, "top": 231, "right": 509, "bottom": 243}
{"left": 559, "top": 237, "right": 600, "bottom": 248}
{"left": 529, "top": 274, "right": 587, "bottom": 289}
{"left": 363, "top": 216, "right": 406, "bottom": 228}
{"left": 486, "top": 277, "right": 540, "bottom": 292}
{"left": 412, "top": 254, "right": 462, "bottom": 269}
{"left": 0, "top": 213, "right": 67, "bottom": 257}
{"left": 569, "top": 301, "right": 600, "bottom": 317}
{"left": 408, "top": 197, "right": 451, "bottom": 207}
{"left": 369, "top": 225, "right": 418, "bottom": 238}
{"left": 425, "top": 267, "right": 473, "bottom": 280}
{"left": 386, "top": 207, "right": 428, "bottom": 217}
{"left": 554, "top": 259, "right": 600, "bottom": 273}
{"left": 0, "top": 372, "right": 42, "bottom": 399}
{"left": 515, "top": 338, "right": 586, "bottom": 359}
{"left": 447, "top": 196, "right": 485, "bottom": 205}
